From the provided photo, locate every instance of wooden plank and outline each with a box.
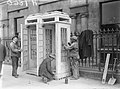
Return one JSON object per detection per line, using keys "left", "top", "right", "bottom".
{"left": 102, "top": 53, "right": 110, "bottom": 84}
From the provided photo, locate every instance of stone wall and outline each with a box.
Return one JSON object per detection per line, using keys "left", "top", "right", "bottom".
{"left": 1, "top": 0, "right": 117, "bottom": 39}
{"left": 0, "top": 0, "right": 113, "bottom": 38}
{"left": 1, "top": 1, "right": 39, "bottom": 39}
{"left": 39, "top": 0, "right": 70, "bottom": 14}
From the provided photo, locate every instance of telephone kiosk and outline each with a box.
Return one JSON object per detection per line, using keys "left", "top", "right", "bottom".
{"left": 21, "top": 11, "right": 71, "bottom": 79}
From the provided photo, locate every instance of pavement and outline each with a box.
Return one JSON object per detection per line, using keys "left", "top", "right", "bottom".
{"left": 0, "top": 64, "right": 120, "bottom": 89}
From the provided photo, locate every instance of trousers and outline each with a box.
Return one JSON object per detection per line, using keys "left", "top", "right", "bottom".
{"left": 70, "top": 57, "right": 79, "bottom": 79}
{"left": 11, "top": 56, "right": 19, "bottom": 76}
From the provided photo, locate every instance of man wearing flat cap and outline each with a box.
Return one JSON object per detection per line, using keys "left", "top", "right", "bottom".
{"left": 38, "top": 53, "right": 56, "bottom": 83}
{"left": 64, "top": 35, "right": 79, "bottom": 80}
{"left": 10, "top": 36, "right": 22, "bottom": 78}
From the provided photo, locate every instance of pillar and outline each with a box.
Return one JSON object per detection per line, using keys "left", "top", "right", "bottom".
{"left": 0, "top": 5, "right": 3, "bottom": 40}
{"left": 81, "top": 13, "right": 88, "bottom": 32}
{"left": 76, "top": 13, "right": 81, "bottom": 35}
{"left": 70, "top": 15, "right": 77, "bottom": 35}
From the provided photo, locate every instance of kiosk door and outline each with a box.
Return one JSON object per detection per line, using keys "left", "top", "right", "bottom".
{"left": 21, "top": 24, "right": 29, "bottom": 71}
{"left": 44, "top": 24, "right": 56, "bottom": 71}
{"left": 45, "top": 29, "right": 52, "bottom": 56}
{"left": 44, "top": 24, "right": 55, "bottom": 57}
{"left": 21, "top": 24, "right": 37, "bottom": 75}
{"left": 55, "top": 23, "right": 71, "bottom": 79}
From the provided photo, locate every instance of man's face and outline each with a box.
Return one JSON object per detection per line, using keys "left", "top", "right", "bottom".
{"left": 50, "top": 57, "right": 54, "bottom": 61}
{"left": 71, "top": 39, "right": 74, "bottom": 43}
{"left": 50, "top": 57, "right": 55, "bottom": 61}
{"left": 13, "top": 37, "right": 18, "bottom": 43}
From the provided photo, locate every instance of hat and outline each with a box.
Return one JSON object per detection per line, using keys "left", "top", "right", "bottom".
{"left": 49, "top": 53, "right": 56, "bottom": 59}
{"left": 12, "top": 36, "right": 18, "bottom": 40}
{"left": 70, "top": 36, "right": 77, "bottom": 40}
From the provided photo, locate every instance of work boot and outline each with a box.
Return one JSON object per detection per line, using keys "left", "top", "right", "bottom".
{"left": 13, "top": 75, "right": 18, "bottom": 78}
{"left": 69, "top": 76, "right": 78, "bottom": 80}
{"left": 42, "top": 76, "right": 48, "bottom": 84}
{"left": 12, "top": 74, "right": 18, "bottom": 78}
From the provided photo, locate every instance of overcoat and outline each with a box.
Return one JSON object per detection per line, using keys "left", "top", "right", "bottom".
{"left": 38, "top": 57, "right": 54, "bottom": 79}
{"left": 0, "top": 44, "right": 6, "bottom": 61}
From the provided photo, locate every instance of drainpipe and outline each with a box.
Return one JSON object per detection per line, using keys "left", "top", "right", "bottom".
{"left": 86, "top": 0, "right": 88, "bottom": 30}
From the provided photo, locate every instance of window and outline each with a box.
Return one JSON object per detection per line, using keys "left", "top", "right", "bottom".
{"left": 43, "top": 18, "right": 55, "bottom": 22}
{"left": 100, "top": 0, "right": 120, "bottom": 47}
{"left": 14, "top": 16, "right": 24, "bottom": 37}
{"left": 47, "top": 9, "right": 62, "bottom": 12}
{"left": 70, "top": 5, "right": 88, "bottom": 34}
{"left": 100, "top": 0, "right": 120, "bottom": 25}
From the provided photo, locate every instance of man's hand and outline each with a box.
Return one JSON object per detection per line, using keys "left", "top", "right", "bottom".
{"left": 6, "top": 57, "right": 10, "bottom": 62}
{"left": 52, "top": 72, "right": 55, "bottom": 75}
{"left": 52, "top": 70, "right": 56, "bottom": 75}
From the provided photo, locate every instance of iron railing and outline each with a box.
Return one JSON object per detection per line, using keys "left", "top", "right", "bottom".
{"left": 78, "top": 29, "right": 120, "bottom": 72}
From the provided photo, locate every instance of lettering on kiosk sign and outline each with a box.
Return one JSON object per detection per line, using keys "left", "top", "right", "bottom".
{"left": 7, "top": 0, "right": 38, "bottom": 6}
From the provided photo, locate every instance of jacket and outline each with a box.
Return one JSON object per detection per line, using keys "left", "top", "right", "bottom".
{"left": 65, "top": 42, "right": 79, "bottom": 58}
{"left": 78, "top": 30, "right": 94, "bottom": 59}
{"left": 10, "top": 41, "right": 20, "bottom": 57}
{"left": 38, "top": 57, "right": 54, "bottom": 79}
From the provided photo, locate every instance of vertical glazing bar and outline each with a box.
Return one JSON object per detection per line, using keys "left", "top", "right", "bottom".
{"left": 63, "top": 28, "right": 64, "bottom": 42}
{"left": 45, "top": 29, "right": 48, "bottom": 56}
{"left": 62, "top": 28, "right": 63, "bottom": 62}
{"left": 62, "top": 28, "right": 66, "bottom": 62}
{"left": 46, "top": 29, "right": 47, "bottom": 56}
{"left": 31, "top": 28, "right": 32, "bottom": 59}
{"left": 47, "top": 29, "right": 49, "bottom": 56}
{"left": 62, "top": 28, "right": 65, "bottom": 62}
{"left": 65, "top": 29, "right": 67, "bottom": 45}
{"left": 49, "top": 29, "right": 50, "bottom": 54}
{"left": 50, "top": 29, "right": 52, "bottom": 53}
{"left": 48, "top": 29, "right": 49, "bottom": 55}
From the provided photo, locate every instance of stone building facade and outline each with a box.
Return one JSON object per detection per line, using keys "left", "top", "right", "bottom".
{"left": 0, "top": 0, "right": 119, "bottom": 39}
{"left": 0, "top": 0, "right": 120, "bottom": 83}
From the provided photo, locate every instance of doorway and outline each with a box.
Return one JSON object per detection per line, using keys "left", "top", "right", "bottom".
{"left": 29, "top": 25, "right": 37, "bottom": 69}
{"left": 25, "top": 25, "right": 37, "bottom": 75}
{"left": 44, "top": 24, "right": 56, "bottom": 71}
